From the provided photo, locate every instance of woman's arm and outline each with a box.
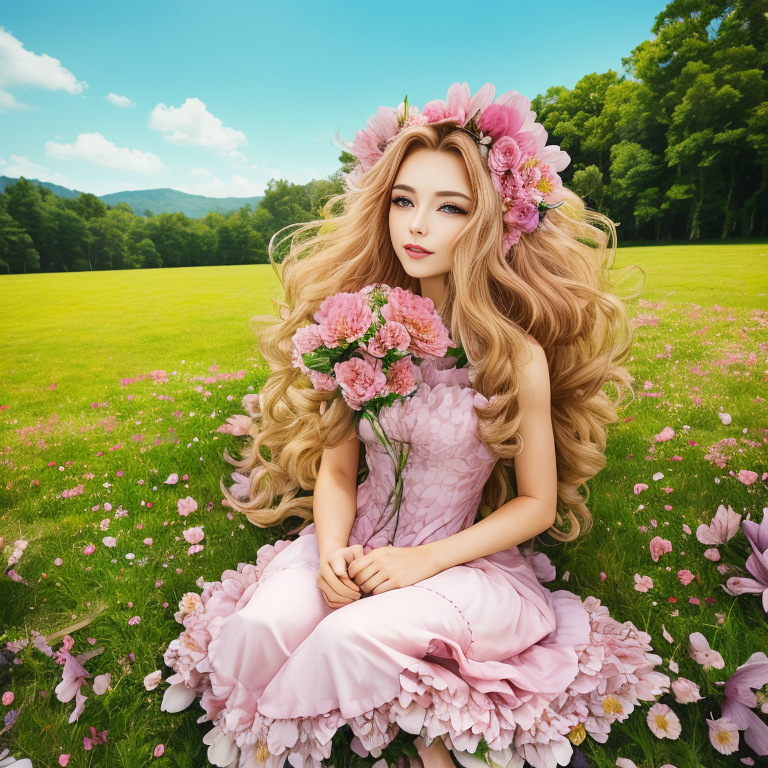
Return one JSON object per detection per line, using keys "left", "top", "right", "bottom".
{"left": 314, "top": 434, "right": 361, "bottom": 559}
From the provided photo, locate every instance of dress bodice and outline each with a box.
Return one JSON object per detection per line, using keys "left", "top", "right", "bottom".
{"left": 347, "top": 356, "right": 498, "bottom": 552}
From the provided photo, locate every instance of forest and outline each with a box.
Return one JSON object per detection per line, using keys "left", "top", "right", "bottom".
{"left": 1, "top": 0, "right": 766, "bottom": 275}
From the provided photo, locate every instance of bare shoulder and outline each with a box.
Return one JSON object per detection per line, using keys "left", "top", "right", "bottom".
{"left": 516, "top": 334, "right": 551, "bottom": 406}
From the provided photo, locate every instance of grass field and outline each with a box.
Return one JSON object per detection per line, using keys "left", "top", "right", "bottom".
{"left": 1, "top": 242, "right": 767, "bottom": 768}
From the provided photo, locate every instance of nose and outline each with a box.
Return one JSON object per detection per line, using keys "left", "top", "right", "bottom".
{"left": 409, "top": 207, "right": 428, "bottom": 237}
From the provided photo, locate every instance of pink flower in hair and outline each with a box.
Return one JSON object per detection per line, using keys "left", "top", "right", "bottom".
{"left": 492, "top": 168, "right": 525, "bottom": 200}
{"left": 349, "top": 106, "right": 399, "bottom": 172}
{"left": 314, "top": 291, "right": 373, "bottom": 348}
{"left": 292, "top": 324, "right": 324, "bottom": 355}
{"left": 479, "top": 102, "right": 528, "bottom": 141}
{"left": 504, "top": 199, "right": 539, "bottom": 234}
{"left": 487, "top": 136, "right": 524, "bottom": 174}
{"left": 421, "top": 81, "right": 471, "bottom": 126}
{"left": 363, "top": 321, "right": 411, "bottom": 358}
{"left": 334, "top": 354, "right": 387, "bottom": 410}
{"left": 380, "top": 287, "right": 454, "bottom": 358}
{"left": 384, "top": 356, "right": 418, "bottom": 397}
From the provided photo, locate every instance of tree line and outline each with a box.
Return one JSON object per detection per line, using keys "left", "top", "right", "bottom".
{"left": 533, "top": 0, "right": 767, "bottom": 241}
{"left": 0, "top": 176, "right": 342, "bottom": 274}
{"left": 1, "top": 0, "right": 766, "bottom": 274}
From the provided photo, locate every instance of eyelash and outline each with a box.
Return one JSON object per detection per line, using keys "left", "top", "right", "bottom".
{"left": 391, "top": 196, "right": 468, "bottom": 215}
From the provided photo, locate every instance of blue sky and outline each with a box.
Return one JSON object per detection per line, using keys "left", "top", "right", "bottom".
{"left": 0, "top": 0, "right": 669, "bottom": 198}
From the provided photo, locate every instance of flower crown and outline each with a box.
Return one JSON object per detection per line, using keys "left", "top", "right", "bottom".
{"left": 333, "top": 81, "right": 571, "bottom": 253}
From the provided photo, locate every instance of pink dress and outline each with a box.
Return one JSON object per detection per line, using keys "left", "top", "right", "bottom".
{"left": 162, "top": 356, "right": 669, "bottom": 768}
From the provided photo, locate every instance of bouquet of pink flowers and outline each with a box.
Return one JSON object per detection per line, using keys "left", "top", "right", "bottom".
{"left": 291, "top": 283, "right": 465, "bottom": 545}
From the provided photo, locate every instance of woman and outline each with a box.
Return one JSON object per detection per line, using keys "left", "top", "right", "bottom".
{"left": 161, "top": 82, "right": 667, "bottom": 768}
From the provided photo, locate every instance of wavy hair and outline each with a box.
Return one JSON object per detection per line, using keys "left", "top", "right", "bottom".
{"left": 220, "top": 123, "right": 645, "bottom": 544}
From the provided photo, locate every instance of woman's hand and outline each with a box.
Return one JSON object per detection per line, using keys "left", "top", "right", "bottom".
{"left": 347, "top": 545, "right": 438, "bottom": 595}
{"left": 317, "top": 545, "right": 365, "bottom": 609}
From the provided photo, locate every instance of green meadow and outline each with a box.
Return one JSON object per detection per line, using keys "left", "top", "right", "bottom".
{"left": 0, "top": 242, "right": 767, "bottom": 768}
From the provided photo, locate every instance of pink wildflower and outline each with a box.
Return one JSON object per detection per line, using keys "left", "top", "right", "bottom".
{"left": 650, "top": 536, "right": 673, "bottom": 562}
{"left": 634, "top": 483, "right": 648, "bottom": 495}
{"left": 177, "top": 496, "right": 197, "bottom": 516}
{"left": 182, "top": 527, "right": 205, "bottom": 545}
{"left": 671, "top": 677, "right": 702, "bottom": 704}
{"left": 677, "top": 569, "right": 696, "bottom": 586}
{"left": 634, "top": 573, "right": 654, "bottom": 592}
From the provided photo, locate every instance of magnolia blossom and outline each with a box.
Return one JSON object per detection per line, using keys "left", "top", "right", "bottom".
{"left": 216, "top": 414, "right": 252, "bottom": 436}
{"left": 723, "top": 507, "right": 768, "bottom": 612}
{"left": 697, "top": 504, "right": 741, "bottom": 545}
{"left": 722, "top": 652, "right": 768, "bottom": 755}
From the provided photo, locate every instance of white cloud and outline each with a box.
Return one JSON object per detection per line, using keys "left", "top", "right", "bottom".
{"left": 0, "top": 26, "right": 87, "bottom": 111}
{"left": 189, "top": 167, "right": 212, "bottom": 177}
{"left": 148, "top": 97, "right": 247, "bottom": 155}
{"left": 106, "top": 93, "right": 135, "bottom": 108}
{"left": 0, "top": 154, "right": 76, "bottom": 188}
{"left": 176, "top": 174, "right": 262, "bottom": 198}
{"left": 45, "top": 133, "right": 167, "bottom": 173}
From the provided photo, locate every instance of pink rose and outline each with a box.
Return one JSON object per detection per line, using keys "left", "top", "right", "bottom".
{"left": 503, "top": 200, "right": 539, "bottom": 233}
{"left": 334, "top": 354, "right": 387, "bottom": 410}
{"left": 363, "top": 321, "right": 411, "bottom": 358}
{"left": 385, "top": 356, "right": 418, "bottom": 397}
{"left": 487, "top": 136, "right": 524, "bottom": 174}
{"left": 671, "top": 677, "right": 702, "bottom": 704}
{"left": 291, "top": 324, "right": 324, "bottom": 354}
{"left": 478, "top": 103, "right": 527, "bottom": 141}
{"left": 380, "top": 287, "right": 454, "bottom": 358}
{"left": 650, "top": 536, "right": 673, "bottom": 562}
{"left": 314, "top": 291, "right": 373, "bottom": 348}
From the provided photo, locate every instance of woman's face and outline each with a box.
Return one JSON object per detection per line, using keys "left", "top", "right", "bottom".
{"left": 388, "top": 148, "right": 473, "bottom": 283}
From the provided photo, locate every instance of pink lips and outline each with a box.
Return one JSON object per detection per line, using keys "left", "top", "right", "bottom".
{"left": 404, "top": 243, "right": 433, "bottom": 259}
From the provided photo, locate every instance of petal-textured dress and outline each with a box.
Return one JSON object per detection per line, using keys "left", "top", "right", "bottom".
{"left": 162, "top": 356, "right": 669, "bottom": 768}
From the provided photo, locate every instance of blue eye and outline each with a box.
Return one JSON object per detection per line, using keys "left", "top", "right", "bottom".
{"left": 440, "top": 203, "right": 468, "bottom": 215}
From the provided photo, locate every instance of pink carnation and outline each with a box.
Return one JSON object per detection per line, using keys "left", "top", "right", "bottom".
{"left": 334, "top": 354, "right": 387, "bottom": 410}
{"left": 380, "top": 287, "right": 454, "bottom": 358}
{"left": 308, "top": 371, "right": 337, "bottom": 392}
{"left": 292, "top": 324, "right": 324, "bottom": 354}
{"left": 385, "top": 357, "right": 418, "bottom": 397}
{"left": 363, "top": 321, "right": 411, "bottom": 358}
{"left": 314, "top": 291, "right": 373, "bottom": 348}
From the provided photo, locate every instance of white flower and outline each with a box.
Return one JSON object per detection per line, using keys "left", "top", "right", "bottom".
{"left": 203, "top": 724, "right": 239, "bottom": 767}
{"left": 646, "top": 702, "right": 682, "bottom": 739}
{"left": 0, "top": 749, "right": 33, "bottom": 768}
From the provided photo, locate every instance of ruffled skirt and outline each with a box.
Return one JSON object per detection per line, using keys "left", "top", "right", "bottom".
{"left": 161, "top": 527, "right": 670, "bottom": 768}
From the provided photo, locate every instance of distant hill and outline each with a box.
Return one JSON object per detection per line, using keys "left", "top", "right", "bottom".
{"left": 0, "top": 175, "right": 83, "bottom": 199}
{"left": 0, "top": 176, "right": 264, "bottom": 218}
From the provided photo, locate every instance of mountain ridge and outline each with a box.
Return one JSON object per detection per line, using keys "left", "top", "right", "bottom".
{"left": 0, "top": 176, "right": 264, "bottom": 218}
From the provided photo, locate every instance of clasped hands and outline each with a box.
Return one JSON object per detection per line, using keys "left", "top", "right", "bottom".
{"left": 316, "top": 544, "right": 437, "bottom": 610}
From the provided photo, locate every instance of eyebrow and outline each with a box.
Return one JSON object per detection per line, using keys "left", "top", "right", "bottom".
{"left": 391, "top": 183, "right": 472, "bottom": 202}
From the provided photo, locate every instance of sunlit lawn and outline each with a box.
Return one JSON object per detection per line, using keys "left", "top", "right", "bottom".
{"left": 0, "top": 243, "right": 767, "bottom": 768}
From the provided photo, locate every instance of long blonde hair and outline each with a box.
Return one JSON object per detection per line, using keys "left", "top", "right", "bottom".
{"left": 220, "top": 124, "right": 645, "bottom": 543}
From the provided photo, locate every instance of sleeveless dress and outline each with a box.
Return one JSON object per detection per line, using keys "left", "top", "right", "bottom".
{"left": 161, "top": 356, "right": 669, "bottom": 768}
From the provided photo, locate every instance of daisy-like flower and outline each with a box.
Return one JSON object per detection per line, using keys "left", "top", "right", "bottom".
{"left": 646, "top": 702, "right": 682, "bottom": 739}
{"left": 706, "top": 716, "right": 739, "bottom": 755}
